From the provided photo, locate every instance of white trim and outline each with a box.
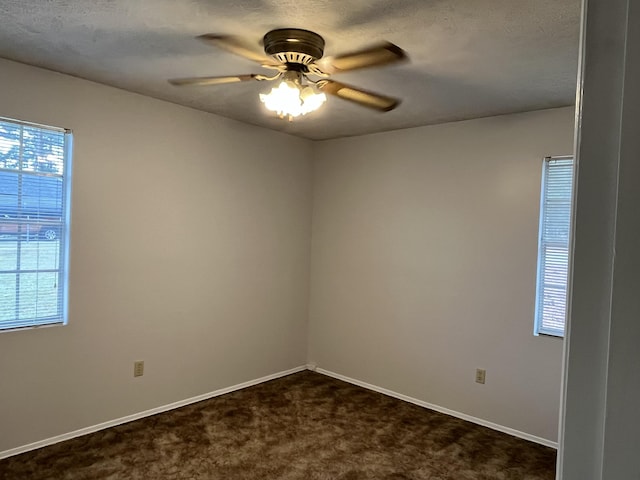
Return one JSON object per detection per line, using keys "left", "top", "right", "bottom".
{"left": 0, "top": 365, "right": 307, "bottom": 460}
{"left": 313, "top": 366, "right": 558, "bottom": 449}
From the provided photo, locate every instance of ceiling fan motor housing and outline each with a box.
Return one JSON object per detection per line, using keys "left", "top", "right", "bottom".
{"left": 263, "top": 28, "right": 325, "bottom": 65}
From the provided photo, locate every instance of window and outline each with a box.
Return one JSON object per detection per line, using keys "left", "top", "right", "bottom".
{"left": 0, "top": 117, "right": 72, "bottom": 331}
{"left": 534, "top": 156, "right": 574, "bottom": 337}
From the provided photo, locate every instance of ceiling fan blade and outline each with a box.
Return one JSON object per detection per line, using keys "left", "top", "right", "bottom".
{"left": 168, "top": 74, "right": 258, "bottom": 86}
{"left": 197, "top": 34, "right": 275, "bottom": 64}
{"left": 317, "top": 80, "right": 400, "bottom": 112}
{"left": 324, "top": 42, "right": 408, "bottom": 72}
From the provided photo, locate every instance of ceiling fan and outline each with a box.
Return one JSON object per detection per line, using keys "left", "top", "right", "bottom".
{"left": 168, "top": 28, "right": 408, "bottom": 120}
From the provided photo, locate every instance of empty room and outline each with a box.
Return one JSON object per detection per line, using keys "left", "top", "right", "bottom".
{"left": 1, "top": 0, "right": 638, "bottom": 479}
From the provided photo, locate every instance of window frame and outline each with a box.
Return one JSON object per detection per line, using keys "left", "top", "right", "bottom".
{"left": 0, "top": 116, "right": 73, "bottom": 332}
{"left": 534, "top": 155, "right": 575, "bottom": 338}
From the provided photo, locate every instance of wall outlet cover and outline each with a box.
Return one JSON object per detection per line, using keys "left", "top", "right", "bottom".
{"left": 134, "top": 361, "right": 144, "bottom": 377}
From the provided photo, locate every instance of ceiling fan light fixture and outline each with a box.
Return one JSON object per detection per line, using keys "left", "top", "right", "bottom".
{"left": 259, "top": 76, "right": 326, "bottom": 120}
{"left": 300, "top": 86, "right": 327, "bottom": 111}
{"left": 170, "top": 28, "right": 406, "bottom": 119}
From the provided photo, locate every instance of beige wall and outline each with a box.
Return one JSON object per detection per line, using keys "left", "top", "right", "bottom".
{"left": 308, "top": 107, "right": 575, "bottom": 442}
{"left": 0, "top": 57, "right": 573, "bottom": 453}
{"left": 0, "top": 59, "right": 313, "bottom": 452}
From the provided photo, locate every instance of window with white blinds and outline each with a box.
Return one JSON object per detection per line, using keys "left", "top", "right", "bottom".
{"left": 534, "top": 156, "right": 574, "bottom": 337}
{"left": 0, "top": 117, "right": 72, "bottom": 331}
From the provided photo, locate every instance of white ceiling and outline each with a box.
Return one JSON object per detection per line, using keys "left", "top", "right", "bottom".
{"left": 0, "top": 0, "right": 580, "bottom": 140}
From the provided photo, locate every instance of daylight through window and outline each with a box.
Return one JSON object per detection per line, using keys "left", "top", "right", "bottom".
{"left": 0, "top": 117, "right": 72, "bottom": 331}
{"left": 534, "top": 156, "right": 574, "bottom": 337}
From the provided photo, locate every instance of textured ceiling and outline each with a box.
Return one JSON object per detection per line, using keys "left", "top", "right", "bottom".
{"left": 0, "top": 0, "right": 580, "bottom": 140}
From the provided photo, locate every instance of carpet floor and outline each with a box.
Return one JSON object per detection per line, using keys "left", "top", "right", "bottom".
{"left": 0, "top": 371, "right": 556, "bottom": 479}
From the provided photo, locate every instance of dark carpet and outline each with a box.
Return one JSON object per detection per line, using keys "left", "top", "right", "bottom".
{"left": 0, "top": 371, "right": 556, "bottom": 479}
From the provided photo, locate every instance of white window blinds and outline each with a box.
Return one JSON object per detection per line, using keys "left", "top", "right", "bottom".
{"left": 534, "top": 156, "right": 574, "bottom": 337}
{"left": 0, "top": 118, "right": 72, "bottom": 331}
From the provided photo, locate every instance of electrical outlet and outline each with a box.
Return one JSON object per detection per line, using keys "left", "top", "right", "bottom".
{"left": 475, "top": 368, "right": 486, "bottom": 384}
{"left": 134, "top": 361, "right": 144, "bottom": 377}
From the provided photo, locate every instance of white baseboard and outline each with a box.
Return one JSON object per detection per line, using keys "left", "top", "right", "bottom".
{"left": 0, "top": 365, "right": 307, "bottom": 460}
{"left": 312, "top": 366, "right": 558, "bottom": 449}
